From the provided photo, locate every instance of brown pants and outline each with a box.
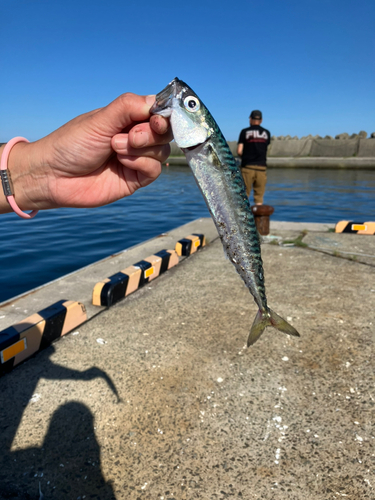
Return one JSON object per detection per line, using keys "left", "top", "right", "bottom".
{"left": 241, "top": 167, "right": 267, "bottom": 204}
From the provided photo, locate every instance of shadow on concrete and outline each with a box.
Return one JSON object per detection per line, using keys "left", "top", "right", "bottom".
{"left": 0, "top": 346, "right": 119, "bottom": 499}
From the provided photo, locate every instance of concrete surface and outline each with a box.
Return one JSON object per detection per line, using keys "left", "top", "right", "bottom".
{"left": 0, "top": 219, "right": 374, "bottom": 500}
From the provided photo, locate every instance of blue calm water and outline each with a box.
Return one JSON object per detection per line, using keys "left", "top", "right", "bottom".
{"left": 0, "top": 166, "right": 374, "bottom": 303}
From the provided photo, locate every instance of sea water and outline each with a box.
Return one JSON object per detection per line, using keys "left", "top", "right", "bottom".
{"left": 0, "top": 166, "right": 374, "bottom": 303}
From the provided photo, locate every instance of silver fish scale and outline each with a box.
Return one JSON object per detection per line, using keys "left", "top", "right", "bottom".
{"left": 183, "top": 122, "right": 268, "bottom": 313}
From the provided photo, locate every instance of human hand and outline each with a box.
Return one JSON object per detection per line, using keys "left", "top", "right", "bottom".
{"left": 0, "top": 93, "right": 172, "bottom": 212}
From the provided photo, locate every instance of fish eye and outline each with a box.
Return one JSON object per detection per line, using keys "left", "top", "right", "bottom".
{"left": 183, "top": 96, "right": 200, "bottom": 113}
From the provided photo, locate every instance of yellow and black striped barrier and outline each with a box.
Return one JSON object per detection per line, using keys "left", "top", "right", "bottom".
{"left": 93, "top": 234, "right": 206, "bottom": 307}
{"left": 0, "top": 300, "right": 87, "bottom": 375}
{"left": 175, "top": 234, "right": 206, "bottom": 257}
{"left": 0, "top": 234, "right": 207, "bottom": 375}
{"left": 92, "top": 249, "right": 179, "bottom": 307}
{"left": 335, "top": 221, "right": 375, "bottom": 235}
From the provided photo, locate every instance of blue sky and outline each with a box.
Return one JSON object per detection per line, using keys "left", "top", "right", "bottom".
{"left": 1, "top": 0, "right": 374, "bottom": 142}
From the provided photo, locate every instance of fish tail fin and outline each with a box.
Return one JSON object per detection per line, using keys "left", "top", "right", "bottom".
{"left": 247, "top": 308, "right": 300, "bottom": 347}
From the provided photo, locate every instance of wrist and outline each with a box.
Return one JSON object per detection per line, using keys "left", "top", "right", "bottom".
{"left": 0, "top": 139, "right": 51, "bottom": 214}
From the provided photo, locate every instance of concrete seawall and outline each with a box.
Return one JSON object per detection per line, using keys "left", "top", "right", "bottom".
{"left": 167, "top": 139, "right": 375, "bottom": 168}
{"left": 166, "top": 155, "right": 375, "bottom": 169}
{"left": 267, "top": 138, "right": 375, "bottom": 158}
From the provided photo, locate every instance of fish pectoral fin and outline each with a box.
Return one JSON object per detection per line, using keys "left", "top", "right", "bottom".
{"left": 247, "top": 308, "right": 300, "bottom": 347}
{"left": 206, "top": 143, "right": 224, "bottom": 171}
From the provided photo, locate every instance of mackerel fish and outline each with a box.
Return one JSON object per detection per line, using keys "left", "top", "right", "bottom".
{"left": 151, "top": 78, "right": 300, "bottom": 346}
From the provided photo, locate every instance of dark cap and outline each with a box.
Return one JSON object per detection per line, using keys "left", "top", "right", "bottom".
{"left": 250, "top": 110, "right": 262, "bottom": 120}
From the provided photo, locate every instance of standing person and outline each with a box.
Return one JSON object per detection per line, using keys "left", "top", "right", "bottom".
{"left": 237, "top": 110, "right": 271, "bottom": 205}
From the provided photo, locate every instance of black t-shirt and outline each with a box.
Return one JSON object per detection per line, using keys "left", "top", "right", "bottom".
{"left": 238, "top": 125, "right": 271, "bottom": 167}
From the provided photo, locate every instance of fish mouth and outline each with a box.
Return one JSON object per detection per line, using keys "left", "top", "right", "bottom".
{"left": 150, "top": 77, "right": 181, "bottom": 116}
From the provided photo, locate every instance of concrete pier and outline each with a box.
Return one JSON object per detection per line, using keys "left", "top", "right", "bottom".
{"left": 0, "top": 219, "right": 374, "bottom": 499}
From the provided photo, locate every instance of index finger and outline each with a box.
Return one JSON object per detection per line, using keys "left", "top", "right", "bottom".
{"left": 98, "top": 93, "right": 156, "bottom": 136}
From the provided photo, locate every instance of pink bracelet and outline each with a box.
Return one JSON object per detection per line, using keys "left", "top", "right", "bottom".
{"left": 0, "top": 137, "right": 39, "bottom": 219}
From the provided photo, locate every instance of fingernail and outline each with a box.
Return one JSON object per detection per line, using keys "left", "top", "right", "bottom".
{"left": 146, "top": 94, "right": 155, "bottom": 105}
{"left": 132, "top": 130, "right": 148, "bottom": 147}
{"left": 114, "top": 136, "right": 128, "bottom": 149}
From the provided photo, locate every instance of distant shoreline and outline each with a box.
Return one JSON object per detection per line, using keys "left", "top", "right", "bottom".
{"left": 166, "top": 137, "right": 375, "bottom": 169}
{"left": 2, "top": 142, "right": 374, "bottom": 169}
{"left": 165, "top": 156, "right": 375, "bottom": 169}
